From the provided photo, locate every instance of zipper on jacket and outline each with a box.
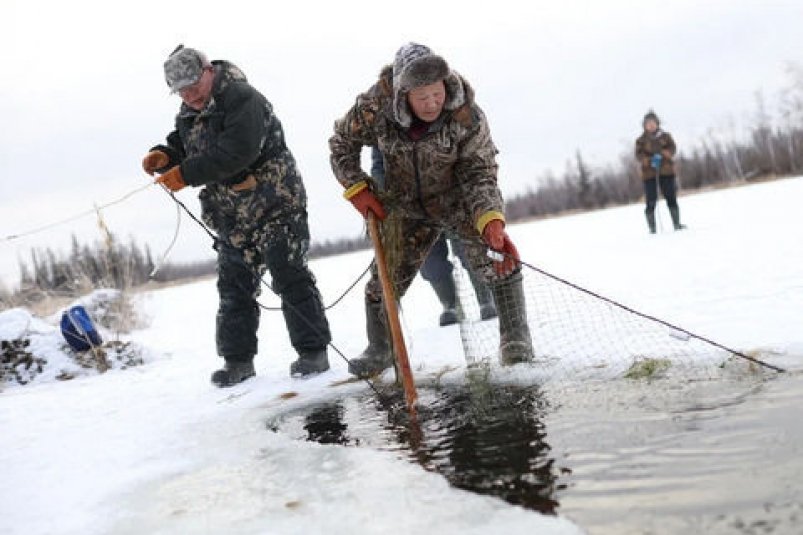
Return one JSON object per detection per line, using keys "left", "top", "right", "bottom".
{"left": 398, "top": 118, "right": 446, "bottom": 219}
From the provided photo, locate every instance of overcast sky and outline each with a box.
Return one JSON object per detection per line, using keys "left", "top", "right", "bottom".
{"left": 2, "top": 0, "right": 801, "bottom": 287}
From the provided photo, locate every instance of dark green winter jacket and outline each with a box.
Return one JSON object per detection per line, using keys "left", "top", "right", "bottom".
{"left": 152, "top": 61, "right": 307, "bottom": 237}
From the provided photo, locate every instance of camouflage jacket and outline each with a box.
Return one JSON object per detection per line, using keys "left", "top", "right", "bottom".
{"left": 635, "top": 129, "right": 677, "bottom": 179}
{"left": 329, "top": 66, "right": 505, "bottom": 233}
{"left": 153, "top": 61, "right": 306, "bottom": 241}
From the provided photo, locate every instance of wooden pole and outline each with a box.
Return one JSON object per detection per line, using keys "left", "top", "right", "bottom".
{"left": 366, "top": 213, "right": 418, "bottom": 418}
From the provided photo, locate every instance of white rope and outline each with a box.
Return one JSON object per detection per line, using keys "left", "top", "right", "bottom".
{"left": 149, "top": 193, "right": 182, "bottom": 278}
{"left": 1, "top": 182, "right": 155, "bottom": 243}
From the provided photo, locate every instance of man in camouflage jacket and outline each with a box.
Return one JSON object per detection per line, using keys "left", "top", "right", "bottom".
{"left": 142, "top": 46, "right": 331, "bottom": 386}
{"left": 329, "top": 42, "right": 534, "bottom": 377}
{"left": 370, "top": 146, "right": 498, "bottom": 327}
{"left": 635, "top": 110, "right": 685, "bottom": 232}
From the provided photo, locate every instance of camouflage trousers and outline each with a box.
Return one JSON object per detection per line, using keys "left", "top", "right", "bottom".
{"left": 365, "top": 213, "right": 506, "bottom": 303}
{"left": 214, "top": 209, "right": 331, "bottom": 361}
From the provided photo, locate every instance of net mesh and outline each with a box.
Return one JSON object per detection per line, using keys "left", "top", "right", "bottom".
{"left": 450, "top": 252, "right": 765, "bottom": 383}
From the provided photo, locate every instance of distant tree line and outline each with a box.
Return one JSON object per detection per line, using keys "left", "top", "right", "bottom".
{"left": 506, "top": 117, "right": 803, "bottom": 221}
{"left": 146, "top": 234, "right": 371, "bottom": 282}
{"left": 309, "top": 235, "right": 371, "bottom": 259}
{"left": 3, "top": 235, "right": 155, "bottom": 303}
{"left": 1, "top": 231, "right": 372, "bottom": 308}
{"left": 505, "top": 67, "right": 803, "bottom": 221}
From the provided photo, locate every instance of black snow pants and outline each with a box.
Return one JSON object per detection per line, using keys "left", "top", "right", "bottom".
{"left": 215, "top": 209, "right": 331, "bottom": 362}
{"left": 644, "top": 174, "right": 679, "bottom": 215}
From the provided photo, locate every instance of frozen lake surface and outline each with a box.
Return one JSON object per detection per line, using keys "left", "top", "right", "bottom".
{"left": 2, "top": 178, "right": 802, "bottom": 534}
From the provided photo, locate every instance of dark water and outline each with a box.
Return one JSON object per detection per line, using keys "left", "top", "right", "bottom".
{"left": 268, "top": 378, "right": 567, "bottom": 514}
{"left": 269, "top": 369, "right": 803, "bottom": 533}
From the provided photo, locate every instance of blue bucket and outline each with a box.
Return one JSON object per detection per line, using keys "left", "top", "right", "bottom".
{"left": 60, "top": 305, "right": 103, "bottom": 352}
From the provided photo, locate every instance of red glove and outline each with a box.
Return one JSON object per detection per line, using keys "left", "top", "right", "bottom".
{"left": 155, "top": 166, "right": 187, "bottom": 192}
{"left": 482, "top": 219, "right": 520, "bottom": 276}
{"left": 142, "top": 150, "right": 170, "bottom": 176}
{"left": 344, "top": 182, "right": 386, "bottom": 220}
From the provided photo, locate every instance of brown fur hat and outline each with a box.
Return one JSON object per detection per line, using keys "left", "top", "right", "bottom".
{"left": 393, "top": 43, "right": 449, "bottom": 92}
{"left": 391, "top": 42, "right": 466, "bottom": 127}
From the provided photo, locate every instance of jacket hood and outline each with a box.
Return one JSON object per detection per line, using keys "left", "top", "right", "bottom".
{"left": 211, "top": 60, "right": 248, "bottom": 94}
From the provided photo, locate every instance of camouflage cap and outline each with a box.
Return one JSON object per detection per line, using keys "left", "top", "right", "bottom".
{"left": 164, "top": 45, "right": 209, "bottom": 93}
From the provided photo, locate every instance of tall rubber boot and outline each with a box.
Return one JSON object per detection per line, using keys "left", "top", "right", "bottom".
{"left": 646, "top": 211, "right": 657, "bottom": 234}
{"left": 490, "top": 273, "right": 534, "bottom": 365}
{"left": 431, "top": 276, "right": 459, "bottom": 326}
{"left": 669, "top": 206, "right": 686, "bottom": 230}
{"left": 469, "top": 270, "right": 497, "bottom": 321}
{"left": 348, "top": 298, "right": 393, "bottom": 378}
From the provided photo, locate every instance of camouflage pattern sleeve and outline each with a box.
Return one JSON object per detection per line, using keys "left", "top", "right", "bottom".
{"left": 329, "top": 95, "right": 380, "bottom": 190}
{"left": 149, "top": 129, "right": 185, "bottom": 171}
{"left": 181, "top": 84, "right": 266, "bottom": 186}
{"left": 453, "top": 105, "right": 505, "bottom": 232}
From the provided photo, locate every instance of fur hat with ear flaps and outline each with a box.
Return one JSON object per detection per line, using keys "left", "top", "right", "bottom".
{"left": 392, "top": 42, "right": 466, "bottom": 127}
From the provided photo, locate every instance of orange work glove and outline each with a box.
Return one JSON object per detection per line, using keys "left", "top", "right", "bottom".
{"left": 482, "top": 219, "right": 520, "bottom": 276}
{"left": 142, "top": 150, "right": 170, "bottom": 176}
{"left": 155, "top": 166, "right": 187, "bottom": 192}
{"left": 343, "top": 182, "right": 386, "bottom": 220}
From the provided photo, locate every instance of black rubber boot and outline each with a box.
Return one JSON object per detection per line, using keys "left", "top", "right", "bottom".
{"left": 490, "top": 273, "right": 534, "bottom": 365}
{"left": 290, "top": 348, "right": 330, "bottom": 378}
{"left": 348, "top": 299, "right": 394, "bottom": 378}
{"left": 210, "top": 358, "right": 255, "bottom": 387}
{"left": 646, "top": 212, "right": 657, "bottom": 234}
{"left": 669, "top": 206, "right": 686, "bottom": 230}
{"left": 430, "top": 276, "right": 459, "bottom": 326}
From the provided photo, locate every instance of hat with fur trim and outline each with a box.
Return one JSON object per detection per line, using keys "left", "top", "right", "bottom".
{"left": 391, "top": 42, "right": 452, "bottom": 127}
{"left": 392, "top": 42, "right": 450, "bottom": 93}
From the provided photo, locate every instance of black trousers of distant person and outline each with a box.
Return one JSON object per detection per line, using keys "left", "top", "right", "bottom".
{"left": 644, "top": 174, "right": 683, "bottom": 231}
{"left": 644, "top": 175, "right": 678, "bottom": 215}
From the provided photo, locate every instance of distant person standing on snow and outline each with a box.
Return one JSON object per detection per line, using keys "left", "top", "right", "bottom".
{"left": 635, "top": 110, "right": 685, "bottom": 233}
{"left": 141, "top": 45, "right": 331, "bottom": 386}
{"left": 330, "top": 42, "right": 533, "bottom": 378}
{"left": 371, "top": 146, "right": 498, "bottom": 327}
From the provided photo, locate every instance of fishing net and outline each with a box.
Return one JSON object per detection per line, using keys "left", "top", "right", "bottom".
{"left": 449, "top": 250, "right": 775, "bottom": 383}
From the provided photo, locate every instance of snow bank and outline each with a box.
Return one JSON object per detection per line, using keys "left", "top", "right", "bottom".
{"left": 0, "top": 290, "right": 152, "bottom": 388}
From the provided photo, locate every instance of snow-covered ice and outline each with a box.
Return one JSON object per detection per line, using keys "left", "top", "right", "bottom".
{"left": 2, "top": 177, "right": 802, "bottom": 534}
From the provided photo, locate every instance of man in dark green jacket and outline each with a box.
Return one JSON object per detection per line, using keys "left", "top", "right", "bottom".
{"left": 142, "top": 45, "right": 331, "bottom": 386}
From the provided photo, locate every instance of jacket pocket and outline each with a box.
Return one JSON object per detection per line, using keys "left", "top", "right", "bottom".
{"left": 231, "top": 174, "right": 258, "bottom": 193}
